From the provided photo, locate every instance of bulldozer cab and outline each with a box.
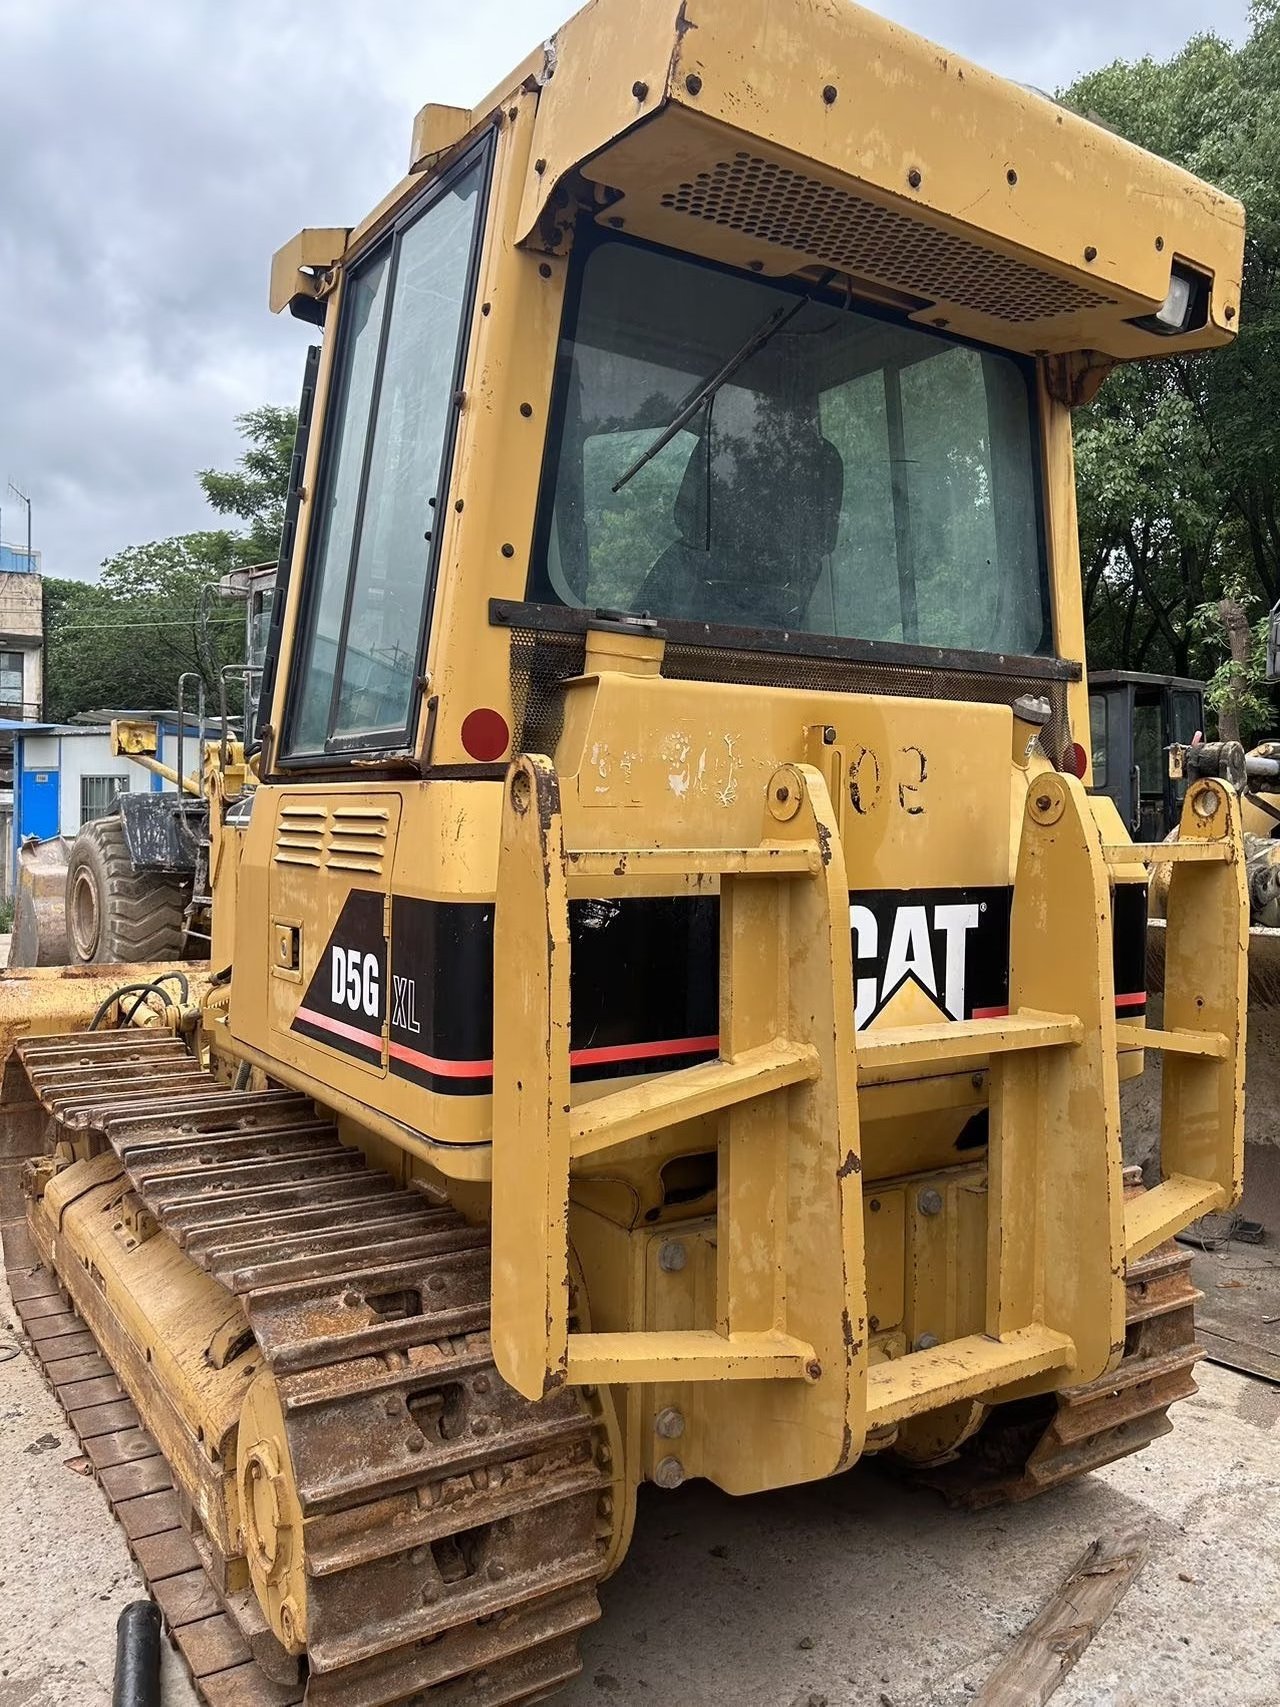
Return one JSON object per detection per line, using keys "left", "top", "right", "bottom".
{"left": 237, "top": 0, "right": 1247, "bottom": 1447}
{"left": 1, "top": 10, "right": 1255, "bottom": 1704}
{"left": 1089, "top": 670, "right": 1205, "bottom": 840}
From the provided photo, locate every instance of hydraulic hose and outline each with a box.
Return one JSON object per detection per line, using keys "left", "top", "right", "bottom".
{"left": 112, "top": 1600, "right": 161, "bottom": 1707}
{"left": 88, "top": 970, "right": 191, "bottom": 1031}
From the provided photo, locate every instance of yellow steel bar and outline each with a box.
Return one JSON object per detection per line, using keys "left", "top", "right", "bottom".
{"left": 1102, "top": 841, "right": 1232, "bottom": 864}
{"left": 1125, "top": 1174, "right": 1227, "bottom": 1261}
{"left": 988, "top": 774, "right": 1125, "bottom": 1381}
{"left": 865, "top": 1326, "right": 1074, "bottom": 1428}
{"left": 565, "top": 844, "right": 820, "bottom": 879}
{"left": 684, "top": 762, "right": 866, "bottom": 1492}
{"left": 1160, "top": 780, "right": 1247, "bottom": 1215}
{"left": 855, "top": 1010, "right": 1081, "bottom": 1083}
{"left": 1115, "top": 1024, "right": 1229, "bottom": 1060}
{"left": 570, "top": 1041, "right": 819, "bottom": 1160}
{"left": 491, "top": 755, "right": 571, "bottom": 1400}
{"left": 566, "top": 1328, "right": 814, "bottom": 1385}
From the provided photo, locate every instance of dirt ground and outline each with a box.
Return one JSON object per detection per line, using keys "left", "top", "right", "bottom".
{"left": 2, "top": 1261, "right": 1278, "bottom": 1707}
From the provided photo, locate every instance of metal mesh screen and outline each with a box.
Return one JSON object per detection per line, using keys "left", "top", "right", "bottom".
{"left": 658, "top": 152, "right": 1118, "bottom": 326}
{"left": 509, "top": 624, "right": 1072, "bottom": 766}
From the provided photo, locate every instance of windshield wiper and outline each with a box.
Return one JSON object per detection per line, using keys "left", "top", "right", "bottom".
{"left": 610, "top": 295, "right": 809, "bottom": 495}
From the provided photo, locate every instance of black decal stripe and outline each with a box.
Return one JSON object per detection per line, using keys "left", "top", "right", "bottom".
{"left": 388, "top": 1037, "right": 721, "bottom": 1098}
{"left": 1111, "top": 880, "right": 1149, "bottom": 1020}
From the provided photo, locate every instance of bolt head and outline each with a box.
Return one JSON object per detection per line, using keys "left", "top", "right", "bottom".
{"left": 658, "top": 1239, "right": 687, "bottom": 1272}
{"left": 655, "top": 1406, "right": 685, "bottom": 1439}
{"left": 917, "top": 1187, "right": 944, "bottom": 1217}
{"left": 654, "top": 1455, "right": 686, "bottom": 1489}
{"left": 915, "top": 1332, "right": 941, "bottom": 1351}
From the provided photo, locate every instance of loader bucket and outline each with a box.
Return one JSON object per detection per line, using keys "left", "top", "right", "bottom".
{"left": 10, "top": 835, "right": 71, "bottom": 967}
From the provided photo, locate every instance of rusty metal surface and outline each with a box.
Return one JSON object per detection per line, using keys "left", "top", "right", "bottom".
{"left": 5, "top": 1028, "right": 612, "bottom": 1707}
{"left": 10, "top": 835, "right": 72, "bottom": 966}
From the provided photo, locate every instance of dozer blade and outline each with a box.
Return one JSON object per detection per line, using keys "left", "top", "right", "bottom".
{"left": 2, "top": 1029, "right": 618, "bottom": 1707}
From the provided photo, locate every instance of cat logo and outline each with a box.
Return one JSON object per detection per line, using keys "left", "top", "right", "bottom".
{"left": 850, "top": 890, "right": 1010, "bottom": 1029}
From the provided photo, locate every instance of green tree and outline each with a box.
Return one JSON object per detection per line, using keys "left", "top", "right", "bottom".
{"left": 198, "top": 404, "right": 297, "bottom": 562}
{"left": 43, "top": 532, "right": 252, "bottom": 722}
{"left": 1066, "top": 6, "right": 1280, "bottom": 739}
{"left": 43, "top": 407, "right": 297, "bottom": 722}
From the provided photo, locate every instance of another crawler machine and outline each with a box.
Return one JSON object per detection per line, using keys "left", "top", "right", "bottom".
{"left": 0, "top": 1, "right": 1251, "bottom": 1700}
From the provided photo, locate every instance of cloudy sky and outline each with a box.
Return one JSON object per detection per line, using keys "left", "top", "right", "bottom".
{"left": 0, "top": 0, "right": 1250, "bottom": 581}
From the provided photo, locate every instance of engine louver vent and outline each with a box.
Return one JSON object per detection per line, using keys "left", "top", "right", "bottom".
{"left": 659, "top": 152, "right": 1118, "bottom": 326}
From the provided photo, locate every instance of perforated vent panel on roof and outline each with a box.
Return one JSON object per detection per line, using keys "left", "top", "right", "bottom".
{"left": 659, "top": 153, "right": 1119, "bottom": 325}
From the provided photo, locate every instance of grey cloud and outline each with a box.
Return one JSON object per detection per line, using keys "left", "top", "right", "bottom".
{"left": 0, "top": 0, "right": 1248, "bottom": 580}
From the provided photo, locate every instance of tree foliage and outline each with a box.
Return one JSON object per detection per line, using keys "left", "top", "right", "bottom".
{"left": 43, "top": 409, "right": 296, "bottom": 722}
{"left": 1067, "top": 5, "right": 1280, "bottom": 738}
{"left": 198, "top": 405, "right": 298, "bottom": 562}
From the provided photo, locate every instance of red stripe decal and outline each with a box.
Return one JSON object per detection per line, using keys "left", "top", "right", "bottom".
{"left": 389, "top": 1041, "right": 492, "bottom": 1079}
{"left": 971, "top": 1005, "right": 1010, "bottom": 1020}
{"left": 387, "top": 1032, "right": 722, "bottom": 1080}
{"left": 570, "top": 1034, "right": 719, "bottom": 1068}
{"left": 1114, "top": 992, "right": 1147, "bottom": 1010}
{"left": 296, "top": 1006, "right": 383, "bottom": 1053}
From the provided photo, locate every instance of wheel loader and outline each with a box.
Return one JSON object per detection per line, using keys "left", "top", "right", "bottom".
{"left": 0, "top": 1, "right": 1251, "bottom": 1701}
{"left": 10, "top": 561, "right": 275, "bottom": 969}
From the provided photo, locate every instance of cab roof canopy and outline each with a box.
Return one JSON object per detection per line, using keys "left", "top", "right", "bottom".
{"left": 444, "top": 0, "right": 1243, "bottom": 362}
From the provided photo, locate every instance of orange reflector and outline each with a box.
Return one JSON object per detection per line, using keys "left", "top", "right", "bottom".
{"left": 461, "top": 708, "right": 510, "bottom": 762}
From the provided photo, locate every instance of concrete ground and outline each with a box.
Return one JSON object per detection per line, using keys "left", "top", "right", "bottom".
{"left": 2, "top": 1265, "right": 1278, "bottom": 1707}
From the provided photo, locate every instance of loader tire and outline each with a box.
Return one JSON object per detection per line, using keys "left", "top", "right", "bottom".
{"left": 65, "top": 814, "right": 190, "bottom": 964}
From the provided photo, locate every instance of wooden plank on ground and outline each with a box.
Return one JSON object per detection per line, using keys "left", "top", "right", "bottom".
{"left": 975, "top": 1528, "right": 1150, "bottom": 1706}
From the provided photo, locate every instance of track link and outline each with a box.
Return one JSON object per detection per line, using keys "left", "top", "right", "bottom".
{"left": 907, "top": 1235, "right": 1204, "bottom": 1508}
{"left": 2, "top": 1031, "right": 613, "bottom": 1706}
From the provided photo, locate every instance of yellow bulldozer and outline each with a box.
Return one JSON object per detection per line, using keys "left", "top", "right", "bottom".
{"left": 0, "top": 1, "right": 1252, "bottom": 1701}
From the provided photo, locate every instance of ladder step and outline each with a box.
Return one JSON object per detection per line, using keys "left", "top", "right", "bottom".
{"left": 565, "top": 843, "right": 820, "bottom": 883}
{"left": 571, "top": 1041, "right": 819, "bottom": 1159}
{"left": 565, "top": 1328, "right": 815, "bottom": 1384}
{"left": 865, "top": 1324, "right": 1074, "bottom": 1427}
{"left": 856, "top": 1009, "right": 1081, "bottom": 1082}
{"left": 1125, "top": 1173, "right": 1227, "bottom": 1261}
{"left": 1115, "top": 1023, "right": 1229, "bottom": 1059}
{"left": 1102, "top": 841, "right": 1231, "bottom": 865}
